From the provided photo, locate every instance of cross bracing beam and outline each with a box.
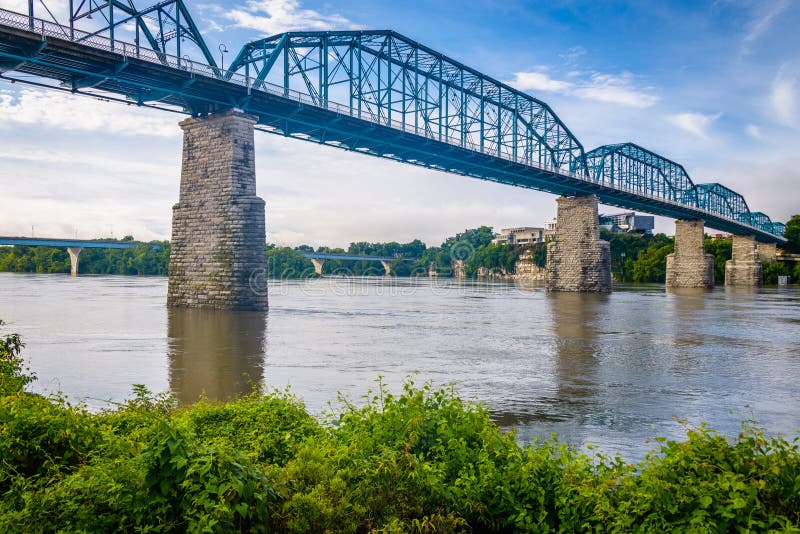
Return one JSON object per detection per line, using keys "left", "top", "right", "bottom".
{"left": 0, "top": 6, "right": 787, "bottom": 243}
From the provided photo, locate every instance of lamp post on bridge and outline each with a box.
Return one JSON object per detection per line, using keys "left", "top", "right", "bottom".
{"left": 218, "top": 43, "right": 228, "bottom": 72}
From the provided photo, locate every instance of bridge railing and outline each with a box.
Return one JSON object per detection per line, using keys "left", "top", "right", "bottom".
{"left": 0, "top": 8, "right": 783, "bottom": 240}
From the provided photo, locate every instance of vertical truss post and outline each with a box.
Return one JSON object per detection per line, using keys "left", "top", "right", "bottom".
{"left": 414, "top": 47, "right": 419, "bottom": 134}
{"left": 109, "top": 1, "right": 114, "bottom": 52}
{"left": 513, "top": 93, "right": 518, "bottom": 161}
{"left": 69, "top": 0, "right": 74, "bottom": 39}
{"left": 479, "top": 80, "right": 484, "bottom": 152}
{"left": 283, "top": 40, "right": 289, "bottom": 96}
{"left": 357, "top": 39, "right": 362, "bottom": 119}
{"left": 387, "top": 36, "right": 392, "bottom": 125}
{"left": 497, "top": 86, "right": 502, "bottom": 157}
{"left": 176, "top": 6, "right": 181, "bottom": 64}
{"left": 28, "top": 0, "right": 33, "bottom": 31}
{"left": 348, "top": 41, "right": 353, "bottom": 113}
{"left": 460, "top": 70, "right": 465, "bottom": 147}
{"left": 437, "top": 60, "right": 442, "bottom": 141}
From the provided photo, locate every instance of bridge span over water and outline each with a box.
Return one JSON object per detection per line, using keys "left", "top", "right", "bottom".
{"left": 0, "top": 2, "right": 786, "bottom": 308}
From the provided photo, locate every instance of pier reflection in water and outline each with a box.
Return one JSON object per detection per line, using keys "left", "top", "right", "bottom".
{"left": 167, "top": 308, "right": 267, "bottom": 404}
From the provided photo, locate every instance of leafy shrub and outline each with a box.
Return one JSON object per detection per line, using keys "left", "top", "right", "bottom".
{"left": 0, "top": 319, "right": 34, "bottom": 396}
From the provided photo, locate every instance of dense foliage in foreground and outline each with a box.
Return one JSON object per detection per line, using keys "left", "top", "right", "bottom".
{"left": 2, "top": 328, "right": 800, "bottom": 532}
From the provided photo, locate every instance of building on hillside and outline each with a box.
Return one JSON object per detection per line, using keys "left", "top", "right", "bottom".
{"left": 544, "top": 218, "right": 558, "bottom": 240}
{"left": 599, "top": 212, "right": 654, "bottom": 235}
{"left": 492, "top": 227, "right": 545, "bottom": 245}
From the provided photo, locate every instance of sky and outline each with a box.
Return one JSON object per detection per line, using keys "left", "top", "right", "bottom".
{"left": 0, "top": 0, "right": 798, "bottom": 248}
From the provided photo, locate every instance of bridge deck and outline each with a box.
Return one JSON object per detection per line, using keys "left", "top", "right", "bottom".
{"left": 0, "top": 237, "right": 141, "bottom": 249}
{"left": 0, "top": 8, "right": 785, "bottom": 244}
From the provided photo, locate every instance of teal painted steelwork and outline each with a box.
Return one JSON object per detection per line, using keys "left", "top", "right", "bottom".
{"left": 225, "top": 31, "right": 588, "bottom": 175}
{"left": 0, "top": 2, "right": 787, "bottom": 242}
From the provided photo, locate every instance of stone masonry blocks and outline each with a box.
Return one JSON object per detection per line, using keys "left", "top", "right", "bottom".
{"left": 168, "top": 110, "right": 268, "bottom": 311}
{"left": 725, "top": 235, "right": 763, "bottom": 287}
{"left": 546, "top": 195, "right": 611, "bottom": 293}
{"left": 757, "top": 242, "right": 777, "bottom": 262}
{"left": 665, "top": 219, "right": 714, "bottom": 289}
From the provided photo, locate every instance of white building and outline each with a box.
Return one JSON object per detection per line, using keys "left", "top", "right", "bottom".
{"left": 492, "top": 227, "right": 545, "bottom": 245}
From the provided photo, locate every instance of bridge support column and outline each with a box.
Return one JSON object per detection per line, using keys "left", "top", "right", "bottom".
{"left": 67, "top": 246, "right": 82, "bottom": 277}
{"left": 168, "top": 110, "right": 268, "bottom": 311}
{"left": 725, "top": 235, "right": 762, "bottom": 287}
{"left": 665, "top": 219, "right": 714, "bottom": 289}
{"left": 546, "top": 195, "right": 611, "bottom": 293}
{"left": 380, "top": 260, "right": 391, "bottom": 276}
{"left": 311, "top": 258, "right": 325, "bottom": 276}
{"left": 757, "top": 242, "right": 777, "bottom": 262}
{"left": 428, "top": 262, "right": 437, "bottom": 277}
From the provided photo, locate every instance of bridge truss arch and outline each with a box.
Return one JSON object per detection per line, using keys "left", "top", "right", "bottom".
{"left": 225, "top": 30, "right": 588, "bottom": 175}
{"left": 584, "top": 143, "right": 699, "bottom": 206}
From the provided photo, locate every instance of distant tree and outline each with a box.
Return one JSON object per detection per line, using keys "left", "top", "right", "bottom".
{"left": 267, "top": 247, "right": 314, "bottom": 278}
{"left": 763, "top": 261, "right": 790, "bottom": 285}
{"left": 705, "top": 238, "right": 732, "bottom": 283}
{"left": 784, "top": 214, "right": 800, "bottom": 253}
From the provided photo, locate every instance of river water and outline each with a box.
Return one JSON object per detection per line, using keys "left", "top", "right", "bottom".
{"left": 1, "top": 272, "right": 799, "bottom": 460}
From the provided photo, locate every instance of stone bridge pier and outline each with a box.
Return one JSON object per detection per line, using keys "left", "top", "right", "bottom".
{"left": 168, "top": 110, "right": 268, "bottom": 311}
{"left": 311, "top": 258, "right": 325, "bottom": 275}
{"left": 665, "top": 219, "right": 714, "bottom": 289}
{"left": 757, "top": 242, "right": 777, "bottom": 262}
{"left": 725, "top": 235, "right": 762, "bottom": 287}
{"left": 380, "top": 260, "right": 392, "bottom": 276}
{"left": 67, "top": 246, "right": 82, "bottom": 277}
{"left": 545, "top": 195, "right": 611, "bottom": 293}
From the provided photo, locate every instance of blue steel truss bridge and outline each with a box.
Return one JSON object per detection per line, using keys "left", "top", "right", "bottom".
{"left": 0, "top": 2, "right": 787, "bottom": 244}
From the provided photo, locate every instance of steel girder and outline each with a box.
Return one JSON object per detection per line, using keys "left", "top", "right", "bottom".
{"left": 584, "top": 143, "right": 699, "bottom": 206}
{"left": 225, "top": 31, "right": 589, "bottom": 175}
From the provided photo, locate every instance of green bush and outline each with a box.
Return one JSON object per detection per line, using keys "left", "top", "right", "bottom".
{"left": 1, "top": 327, "right": 799, "bottom": 532}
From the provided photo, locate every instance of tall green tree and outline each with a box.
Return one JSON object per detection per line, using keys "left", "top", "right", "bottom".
{"left": 784, "top": 214, "right": 800, "bottom": 253}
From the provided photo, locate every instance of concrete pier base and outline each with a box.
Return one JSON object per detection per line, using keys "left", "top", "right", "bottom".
{"left": 665, "top": 219, "right": 714, "bottom": 289}
{"left": 168, "top": 110, "right": 268, "bottom": 311}
{"left": 311, "top": 258, "right": 325, "bottom": 275}
{"left": 380, "top": 260, "right": 392, "bottom": 276}
{"left": 67, "top": 246, "right": 82, "bottom": 277}
{"left": 725, "top": 235, "right": 762, "bottom": 287}
{"left": 545, "top": 195, "right": 611, "bottom": 293}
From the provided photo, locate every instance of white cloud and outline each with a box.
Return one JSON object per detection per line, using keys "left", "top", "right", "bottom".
{"left": 505, "top": 70, "right": 659, "bottom": 109}
{"left": 666, "top": 112, "right": 722, "bottom": 139}
{"left": 1, "top": 0, "right": 29, "bottom": 13}
{"left": 743, "top": 0, "right": 791, "bottom": 44}
{"left": 505, "top": 71, "right": 573, "bottom": 92}
{"left": 745, "top": 124, "right": 763, "bottom": 139}
{"left": 0, "top": 89, "right": 178, "bottom": 137}
{"left": 573, "top": 73, "right": 660, "bottom": 109}
{"left": 770, "top": 63, "right": 799, "bottom": 128}
{"left": 225, "top": 0, "right": 360, "bottom": 35}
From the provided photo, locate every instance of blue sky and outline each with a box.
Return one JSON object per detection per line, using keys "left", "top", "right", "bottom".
{"left": 0, "top": 0, "right": 798, "bottom": 246}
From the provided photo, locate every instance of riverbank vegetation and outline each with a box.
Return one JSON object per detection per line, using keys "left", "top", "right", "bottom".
{"left": 3, "top": 218, "right": 799, "bottom": 284}
{"left": 1, "top": 325, "right": 799, "bottom": 532}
